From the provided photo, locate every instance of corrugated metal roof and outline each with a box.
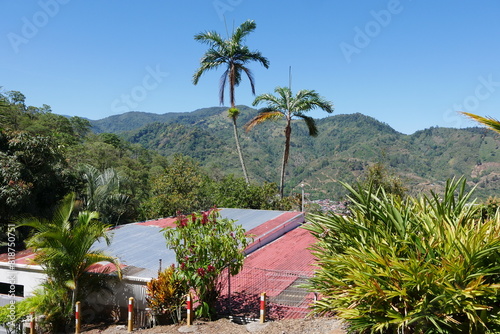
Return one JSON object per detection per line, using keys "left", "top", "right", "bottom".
{"left": 218, "top": 208, "right": 287, "bottom": 231}
{"left": 0, "top": 209, "right": 305, "bottom": 280}
{"left": 93, "top": 223, "right": 172, "bottom": 279}
{"left": 91, "top": 208, "right": 304, "bottom": 280}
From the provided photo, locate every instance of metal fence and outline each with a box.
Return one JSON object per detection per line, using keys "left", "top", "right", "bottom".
{"left": 217, "top": 266, "right": 316, "bottom": 320}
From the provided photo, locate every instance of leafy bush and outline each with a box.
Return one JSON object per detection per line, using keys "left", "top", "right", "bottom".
{"left": 146, "top": 265, "right": 187, "bottom": 324}
{"left": 0, "top": 298, "right": 32, "bottom": 334}
{"left": 163, "top": 209, "right": 251, "bottom": 319}
{"left": 305, "top": 178, "right": 500, "bottom": 333}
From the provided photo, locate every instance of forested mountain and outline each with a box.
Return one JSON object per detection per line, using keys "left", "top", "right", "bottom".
{"left": 90, "top": 107, "right": 500, "bottom": 200}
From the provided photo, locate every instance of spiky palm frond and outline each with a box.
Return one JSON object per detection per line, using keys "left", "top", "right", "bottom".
{"left": 79, "top": 164, "right": 131, "bottom": 225}
{"left": 462, "top": 112, "right": 500, "bottom": 134}
{"left": 296, "top": 114, "right": 318, "bottom": 137}
{"left": 231, "top": 19, "right": 257, "bottom": 44}
{"left": 244, "top": 110, "right": 282, "bottom": 131}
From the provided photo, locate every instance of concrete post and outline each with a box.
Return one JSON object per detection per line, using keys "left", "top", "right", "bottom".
{"left": 75, "top": 302, "right": 81, "bottom": 334}
{"left": 186, "top": 293, "right": 193, "bottom": 326}
{"left": 127, "top": 297, "right": 134, "bottom": 332}
{"left": 259, "top": 292, "right": 266, "bottom": 323}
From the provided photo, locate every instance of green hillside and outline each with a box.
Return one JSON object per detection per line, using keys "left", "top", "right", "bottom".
{"left": 91, "top": 107, "right": 500, "bottom": 201}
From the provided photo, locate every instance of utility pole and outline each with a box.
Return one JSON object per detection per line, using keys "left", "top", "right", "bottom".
{"left": 301, "top": 183, "right": 304, "bottom": 212}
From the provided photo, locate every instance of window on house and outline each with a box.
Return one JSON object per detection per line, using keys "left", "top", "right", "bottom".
{"left": 0, "top": 282, "right": 24, "bottom": 297}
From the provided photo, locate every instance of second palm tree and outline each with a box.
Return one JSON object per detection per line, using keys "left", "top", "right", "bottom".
{"left": 246, "top": 86, "right": 334, "bottom": 198}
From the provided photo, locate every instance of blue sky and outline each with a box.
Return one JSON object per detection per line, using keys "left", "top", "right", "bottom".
{"left": 1, "top": 0, "right": 499, "bottom": 134}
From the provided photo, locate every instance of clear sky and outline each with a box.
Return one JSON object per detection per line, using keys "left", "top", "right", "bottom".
{"left": 2, "top": 0, "right": 499, "bottom": 134}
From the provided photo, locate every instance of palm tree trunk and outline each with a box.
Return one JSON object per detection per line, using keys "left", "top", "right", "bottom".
{"left": 280, "top": 123, "right": 292, "bottom": 198}
{"left": 231, "top": 116, "right": 250, "bottom": 185}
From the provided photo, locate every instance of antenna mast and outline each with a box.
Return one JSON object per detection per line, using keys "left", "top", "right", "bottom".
{"left": 289, "top": 66, "right": 292, "bottom": 92}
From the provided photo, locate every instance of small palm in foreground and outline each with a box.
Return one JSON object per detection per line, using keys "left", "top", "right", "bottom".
{"left": 19, "top": 193, "right": 121, "bottom": 330}
{"left": 462, "top": 112, "right": 500, "bottom": 134}
{"left": 246, "top": 86, "right": 333, "bottom": 198}
{"left": 193, "top": 20, "right": 269, "bottom": 184}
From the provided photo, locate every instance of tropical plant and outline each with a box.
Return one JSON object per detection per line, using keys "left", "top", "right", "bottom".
{"left": 193, "top": 19, "right": 270, "bottom": 184}
{"left": 145, "top": 265, "right": 187, "bottom": 324}
{"left": 18, "top": 193, "right": 121, "bottom": 331}
{"left": 0, "top": 297, "right": 32, "bottom": 334}
{"left": 359, "top": 161, "right": 407, "bottom": 199}
{"left": 206, "top": 174, "right": 293, "bottom": 210}
{"left": 162, "top": 209, "right": 251, "bottom": 319}
{"left": 304, "top": 178, "right": 500, "bottom": 333}
{"left": 246, "top": 86, "right": 333, "bottom": 197}
{"left": 78, "top": 164, "right": 133, "bottom": 226}
{"left": 462, "top": 112, "right": 500, "bottom": 134}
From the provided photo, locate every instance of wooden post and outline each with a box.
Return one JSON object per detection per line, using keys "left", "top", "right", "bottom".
{"left": 259, "top": 292, "right": 266, "bottom": 323}
{"left": 75, "top": 302, "right": 81, "bottom": 334}
{"left": 186, "top": 293, "right": 193, "bottom": 326}
{"left": 127, "top": 297, "right": 134, "bottom": 332}
{"left": 30, "top": 312, "right": 35, "bottom": 334}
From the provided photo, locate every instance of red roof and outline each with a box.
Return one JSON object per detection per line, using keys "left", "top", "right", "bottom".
{"left": 244, "top": 224, "right": 316, "bottom": 273}
{"left": 223, "top": 224, "right": 317, "bottom": 295}
{"left": 138, "top": 217, "right": 177, "bottom": 228}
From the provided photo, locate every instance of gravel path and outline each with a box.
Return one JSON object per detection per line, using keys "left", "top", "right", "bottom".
{"left": 81, "top": 317, "right": 347, "bottom": 334}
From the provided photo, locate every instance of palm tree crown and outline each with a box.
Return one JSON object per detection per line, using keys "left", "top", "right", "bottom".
{"left": 246, "top": 86, "right": 334, "bottom": 198}
{"left": 193, "top": 20, "right": 269, "bottom": 107}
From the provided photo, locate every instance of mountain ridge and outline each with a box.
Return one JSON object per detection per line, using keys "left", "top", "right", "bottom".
{"left": 89, "top": 106, "right": 500, "bottom": 200}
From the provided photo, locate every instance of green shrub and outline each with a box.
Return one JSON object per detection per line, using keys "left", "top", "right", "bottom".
{"left": 0, "top": 298, "right": 33, "bottom": 334}
{"left": 163, "top": 209, "right": 251, "bottom": 319}
{"left": 305, "top": 178, "right": 500, "bottom": 333}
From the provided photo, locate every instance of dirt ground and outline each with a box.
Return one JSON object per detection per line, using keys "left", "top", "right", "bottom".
{"left": 81, "top": 317, "right": 348, "bottom": 334}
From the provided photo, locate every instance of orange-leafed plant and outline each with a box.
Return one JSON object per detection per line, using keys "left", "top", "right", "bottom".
{"left": 146, "top": 265, "right": 187, "bottom": 324}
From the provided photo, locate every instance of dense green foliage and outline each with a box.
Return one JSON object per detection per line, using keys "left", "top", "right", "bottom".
{"left": 1, "top": 90, "right": 291, "bottom": 239}
{"left": 163, "top": 209, "right": 250, "bottom": 319}
{"left": 0, "top": 296, "right": 33, "bottom": 334}
{"left": 0, "top": 129, "right": 74, "bottom": 237}
{"left": 305, "top": 179, "right": 500, "bottom": 333}
{"left": 357, "top": 160, "right": 408, "bottom": 199}
{"left": 140, "top": 154, "right": 293, "bottom": 220}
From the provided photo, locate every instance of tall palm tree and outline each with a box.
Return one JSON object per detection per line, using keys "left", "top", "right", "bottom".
{"left": 193, "top": 20, "right": 270, "bottom": 184}
{"left": 461, "top": 112, "right": 500, "bottom": 134}
{"left": 19, "top": 193, "right": 121, "bottom": 329}
{"left": 246, "top": 86, "right": 334, "bottom": 198}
